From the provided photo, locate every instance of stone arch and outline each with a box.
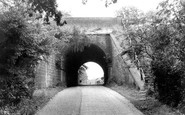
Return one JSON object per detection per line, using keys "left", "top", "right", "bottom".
{"left": 64, "top": 43, "right": 111, "bottom": 87}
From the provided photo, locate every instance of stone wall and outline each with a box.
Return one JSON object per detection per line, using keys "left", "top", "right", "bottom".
{"left": 35, "top": 54, "right": 62, "bottom": 89}
{"left": 110, "top": 34, "right": 135, "bottom": 86}
{"left": 34, "top": 31, "right": 145, "bottom": 90}
{"left": 110, "top": 34, "right": 145, "bottom": 90}
{"left": 35, "top": 60, "right": 47, "bottom": 88}
{"left": 112, "top": 55, "right": 135, "bottom": 85}
{"left": 85, "top": 34, "right": 112, "bottom": 55}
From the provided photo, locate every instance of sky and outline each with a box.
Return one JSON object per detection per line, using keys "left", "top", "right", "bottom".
{"left": 57, "top": 0, "right": 164, "bottom": 17}
{"left": 84, "top": 62, "right": 104, "bottom": 80}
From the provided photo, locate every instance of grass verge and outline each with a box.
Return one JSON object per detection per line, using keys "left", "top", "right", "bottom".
{"left": 109, "top": 84, "right": 184, "bottom": 115}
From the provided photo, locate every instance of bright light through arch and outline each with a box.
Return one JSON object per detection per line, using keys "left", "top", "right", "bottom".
{"left": 78, "top": 62, "right": 104, "bottom": 85}
{"left": 85, "top": 62, "right": 104, "bottom": 80}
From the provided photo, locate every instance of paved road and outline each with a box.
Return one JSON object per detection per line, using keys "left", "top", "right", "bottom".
{"left": 36, "top": 86, "right": 143, "bottom": 115}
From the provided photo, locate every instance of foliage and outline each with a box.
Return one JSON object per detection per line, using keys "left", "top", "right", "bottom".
{"left": 150, "top": 0, "right": 185, "bottom": 107}
{"left": 0, "top": 96, "right": 49, "bottom": 115}
{"left": 151, "top": 56, "right": 183, "bottom": 107}
{"left": 118, "top": 1, "right": 185, "bottom": 107}
{"left": 0, "top": 7, "right": 57, "bottom": 107}
{"left": 82, "top": 0, "right": 117, "bottom": 7}
{"left": 53, "top": 26, "right": 90, "bottom": 55}
{"left": 111, "top": 85, "right": 185, "bottom": 115}
{"left": 0, "top": 0, "right": 66, "bottom": 26}
{"left": 0, "top": 87, "right": 64, "bottom": 115}
{"left": 55, "top": 27, "right": 90, "bottom": 54}
{"left": 116, "top": 7, "right": 145, "bottom": 28}
{"left": 69, "top": 27, "right": 91, "bottom": 52}
{"left": 117, "top": 6, "right": 155, "bottom": 85}
{"left": 0, "top": 0, "right": 84, "bottom": 114}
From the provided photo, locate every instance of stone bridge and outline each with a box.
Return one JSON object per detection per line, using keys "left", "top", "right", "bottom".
{"left": 34, "top": 17, "right": 145, "bottom": 90}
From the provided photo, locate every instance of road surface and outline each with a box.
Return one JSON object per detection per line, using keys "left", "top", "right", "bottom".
{"left": 36, "top": 86, "right": 143, "bottom": 115}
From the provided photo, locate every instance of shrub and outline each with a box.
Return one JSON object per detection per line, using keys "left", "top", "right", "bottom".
{"left": 151, "top": 58, "right": 183, "bottom": 107}
{"left": 117, "top": 1, "right": 185, "bottom": 108}
{"left": 0, "top": 8, "right": 54, "bottom": 107}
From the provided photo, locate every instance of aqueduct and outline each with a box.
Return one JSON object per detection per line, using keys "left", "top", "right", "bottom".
{"left": 34, "top": 17, "right": 145, "bottom": 90}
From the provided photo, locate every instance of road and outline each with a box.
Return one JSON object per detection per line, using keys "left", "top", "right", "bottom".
{"left": 36, "top": 86, "right": 143, "bottom": 115}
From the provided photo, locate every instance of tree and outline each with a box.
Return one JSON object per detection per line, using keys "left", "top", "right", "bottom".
{"left": 82, "top": 0, "right": 117, "bottom": 7}
{"left": 0, "top": 0, "right": 66, "bottom": 26}
{"left": 116, "top": 6, "right": 145, "bottom": 28}
{"left": 149, "top": 0, "right": 185, "bottom": 107}
{"left": 0, "top": 0, "right": 117, "bottom": 25}
{"left": 117, "top": 1, "right": 185, "bottom": 107}
{"left": 116, "top": 7, "right": 156, "bottom": 84}
{"left": 0, "top": 4, "right": 61, "bottom": 108}
{"left": 0, "top": 0, "right": 69, "bottom": 113}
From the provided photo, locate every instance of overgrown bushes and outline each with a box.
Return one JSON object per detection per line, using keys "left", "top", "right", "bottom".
{"left": 147, "top": 22, "right": 184, "bottom": 106}
{"left": 149, "top": 0, "right": 185, "bottom": 107}
{"left": 0, "top": 95, "right": 51, "bottom": 115}
{"left": 152, "top": 57, "right": 183, "bottom": 107}
{"left": 0, "top": 8, "right": 55, "bottom": 108}
{"left": 118, "top": 0, "right": 185, "bottom": 107}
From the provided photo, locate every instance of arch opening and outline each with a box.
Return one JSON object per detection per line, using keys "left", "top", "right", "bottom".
{"left": 78, "top": 62, "right": 104, "bottom": 85}
{"left": 64, "top": 44, "right": 109, "bottom": 87}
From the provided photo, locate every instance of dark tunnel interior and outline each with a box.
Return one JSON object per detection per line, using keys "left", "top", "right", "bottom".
{"left": 64, "top": 44, "right": 109, "bottom": 87}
